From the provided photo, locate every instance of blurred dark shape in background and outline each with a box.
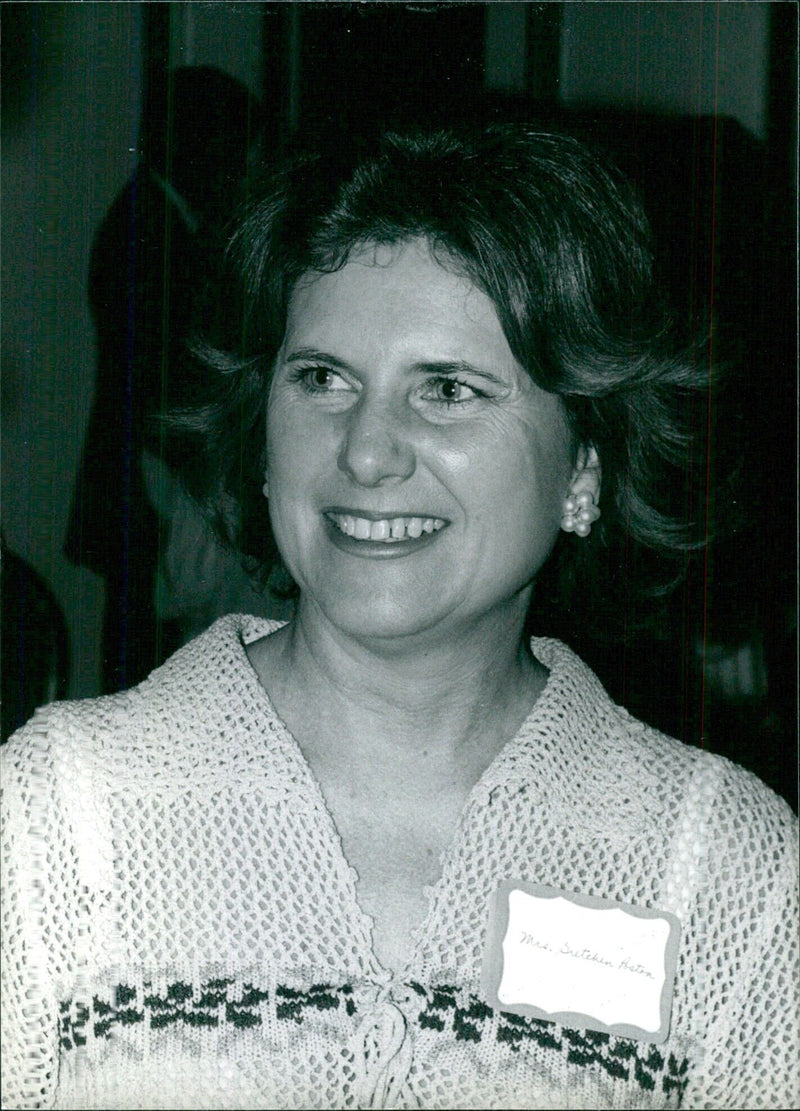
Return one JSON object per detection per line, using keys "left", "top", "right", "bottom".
{"left": 1, "top": 1, "right": 61, "bottom": 130}
{"left": 2, "top": 539, "right": 69, "bottom": 743}
{"left": 64, "top": 66, "right": 269, "bottom": 693}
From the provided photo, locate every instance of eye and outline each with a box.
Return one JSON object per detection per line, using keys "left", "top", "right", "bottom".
{"left": 419, "top": 376, "right": 486, "bottom": 405}
{"left": 293, "top": 366, "right": 354, "bottom": 394}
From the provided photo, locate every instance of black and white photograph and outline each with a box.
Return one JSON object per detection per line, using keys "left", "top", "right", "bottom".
{"left": 2, "top": 3, "right": 797, "bottom": 1108}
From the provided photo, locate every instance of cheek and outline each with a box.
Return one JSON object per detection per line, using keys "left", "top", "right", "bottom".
{"left": 264, "top": 403, "right": 336, "bottom": 570}
{"left": 264, "top": 408, "right": 308, "bottom": 554}
{"left": 266, "top": 400, "right": 317, "bottom": 484}
{"left": 511, "top": 410, "right": 575, "bottom": 505}
{"left": 452, "top": 419, "right": 571, "bottom": 518}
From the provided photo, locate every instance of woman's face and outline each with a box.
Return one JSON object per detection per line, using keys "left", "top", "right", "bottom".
{"left": 266, "top": 238, "right": 576, "bottom": 644}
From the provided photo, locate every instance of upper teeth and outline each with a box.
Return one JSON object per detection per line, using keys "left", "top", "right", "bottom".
{"left": 327, "top": 514, "right": 446, "bottom": 542}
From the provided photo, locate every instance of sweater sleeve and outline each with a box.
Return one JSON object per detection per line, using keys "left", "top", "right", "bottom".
{"left": 683, "top": 762, "right": 799, "bottom": 1110}
{"left": 1, "top": 711, "right": 74, "bottom": 1110}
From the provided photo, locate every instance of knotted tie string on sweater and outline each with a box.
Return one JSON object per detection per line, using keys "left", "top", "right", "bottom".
{"left": 351, "top": 984, "right": 415, "bottom": 1109}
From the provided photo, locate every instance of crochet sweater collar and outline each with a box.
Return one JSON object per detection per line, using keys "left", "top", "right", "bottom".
{"left": 134, "top": 613, "right": 643, "bottom": 836}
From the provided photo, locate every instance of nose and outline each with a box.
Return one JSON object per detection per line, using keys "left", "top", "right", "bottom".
{"left": 337, "top": 392, "right": 416, "bottom": 487}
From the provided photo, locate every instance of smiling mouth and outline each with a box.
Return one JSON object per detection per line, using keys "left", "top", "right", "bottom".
{"left": 324, "top": 512, "right": 448, "bottom": 543}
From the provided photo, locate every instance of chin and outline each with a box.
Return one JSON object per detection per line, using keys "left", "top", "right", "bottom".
{"left": 299, "top": 584, "right": 452, "bottom": 645}
{"left": 303, "top": 583, "right": 530, "bottom": 649}
{"left": 336, "top": 603, "right": 442, "bottom": 643}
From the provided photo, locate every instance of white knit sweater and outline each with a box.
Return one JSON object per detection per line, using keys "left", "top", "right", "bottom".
{"left": 1, "top": 615, "right": 797, "bottom": 1110}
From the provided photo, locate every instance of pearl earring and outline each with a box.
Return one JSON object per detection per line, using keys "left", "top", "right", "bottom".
{"left": 561, "top": 490, "right": 600, "bottom": 537}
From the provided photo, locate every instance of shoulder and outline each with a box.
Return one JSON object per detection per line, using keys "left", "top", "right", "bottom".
{"left": 1, "top": 615, "right": 286, "bottom": 795}
{"left": 528, "top": 637, "right": 797, "bottom": 852}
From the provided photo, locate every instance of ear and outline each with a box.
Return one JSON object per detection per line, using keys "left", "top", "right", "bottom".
{"left": 569, "top": 444, "right": 601, "bottom": 504}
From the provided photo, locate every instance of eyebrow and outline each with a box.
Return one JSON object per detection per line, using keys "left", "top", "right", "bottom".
{"left": 285, "top": 348, "right": 508, "bottom": 385}
{"left": 285, "top": 348, "right": 352, "bottom": 370}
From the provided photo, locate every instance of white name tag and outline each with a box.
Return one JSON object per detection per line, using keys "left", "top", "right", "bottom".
{"left": 482, "top": 881, "right": 680, "bottom": 1043}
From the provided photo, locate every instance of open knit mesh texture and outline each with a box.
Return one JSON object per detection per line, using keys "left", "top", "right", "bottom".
{"left": 1, "top": 615, "right": 797, "bottom": 1109}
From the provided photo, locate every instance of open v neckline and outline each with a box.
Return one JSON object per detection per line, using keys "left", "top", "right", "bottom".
{"left": 234, "top": 615, "right": 565, "bottom": 983}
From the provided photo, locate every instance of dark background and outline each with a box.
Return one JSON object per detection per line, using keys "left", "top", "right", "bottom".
{"left": 2, "top": 2, "right": 797, "bottom": 807}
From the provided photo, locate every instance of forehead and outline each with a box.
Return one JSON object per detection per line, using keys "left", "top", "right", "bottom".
{"left": 284, "top": 239, "right": 512, "bottom": 364}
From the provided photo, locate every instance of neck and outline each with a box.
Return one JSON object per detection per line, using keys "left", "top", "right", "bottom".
{"left": 253, "top": 594, "right": 546, "bottom": 778}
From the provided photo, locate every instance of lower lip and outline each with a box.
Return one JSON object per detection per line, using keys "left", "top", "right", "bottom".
{"left": 323, "top": 517, "right": 448, "bottom": 558}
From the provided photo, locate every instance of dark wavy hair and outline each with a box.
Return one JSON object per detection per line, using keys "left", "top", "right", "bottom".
{"left": 167, "top": 125, "right": 710, "bottom": 642}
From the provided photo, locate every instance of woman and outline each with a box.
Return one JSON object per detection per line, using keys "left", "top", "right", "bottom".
{"left": 2, "top": 126, "right": 796, "bottom": 1110}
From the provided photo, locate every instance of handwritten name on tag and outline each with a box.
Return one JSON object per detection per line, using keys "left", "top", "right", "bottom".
{"left": 482, "top": 881, "right": 680, "bottom": 1043}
